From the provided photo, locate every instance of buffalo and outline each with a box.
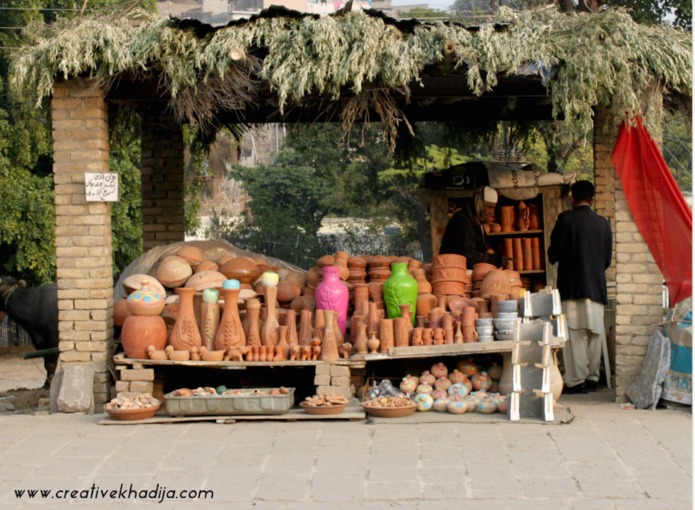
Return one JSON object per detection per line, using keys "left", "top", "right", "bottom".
{"left": 0, "top": 276, "right": 58, "bottom": 388}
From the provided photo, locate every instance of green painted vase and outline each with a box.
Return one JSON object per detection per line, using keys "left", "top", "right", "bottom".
{"left": 382, "top": 262, "right": 418, "bottom": 325}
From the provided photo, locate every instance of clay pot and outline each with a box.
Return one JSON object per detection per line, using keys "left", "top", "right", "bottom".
{"left": 177, "top": 245, "right": 203, "bottom": 268}
{"left": 315, "top": 266, "right": 349, "bottom": 337}
{"left": 516, "top": 201, "right": 528, "bottom": 231}
{"left": 353, "top": 283, "right": 370, "bottom": 316}
{"left": 413, "top": 269, "right": 432, "bottom": 295}
{"left": 121, "top": 315, "right": 167, "bottom": 359}
{"left": 184, "top": 270, "right": 226, "bottom": 292}
{"left": 528, "top": 203, "right": 541, "bottom": 230}
{"left": 219, "top": 258, "right": 260, "bottom": 285}
{"left": 480, "top": 270, "right": 513, "bottom": 299}
{"left": 472, "top": 371, "right": 492, "bottom": 391}
{"left": 416, "top": 293, "right": 438, "bottom": 321}
{"left": 195, "top": 260, "right": 219, "bottom": 273}
{"left": 471, "top": 263, "right": 498, "bottom": 283}
{"left": 125, "top": 281, "right": 166, "bottom": 316}
{"left": 156, "top": 255, "right": 193, "bottom": 288}
{"left": 431, "top": 362, "right": 448, "bottom": 379}
{"left": 122, "top": 275, "right": 166, "bottom": 297}
{"left": 244, "top": 298, "right": 262, "bottom": 347}
{"left": 113, "top": 298, "right": 130, "bottom": 327}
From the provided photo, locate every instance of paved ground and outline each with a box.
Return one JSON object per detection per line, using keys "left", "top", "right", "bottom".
{"left": 0, "top": 385, "right": 690, "bottom": 510}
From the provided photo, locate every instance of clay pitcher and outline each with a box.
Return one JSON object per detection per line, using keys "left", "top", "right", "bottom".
{"left": 320, "top": 310, "right": 339, "bottom": 362}
{"left": 169, "top": 287, "right": 202, "bottom": 350}
{"left": 261, "top": 284, "right": 280, "bottom": 347}
{"left": 214, "top": 281, "right": 246, "bottom": 351}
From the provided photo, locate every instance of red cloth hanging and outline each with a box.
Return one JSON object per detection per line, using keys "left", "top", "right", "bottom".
{"left": 611, "top": 118, "right": 692, "bottom": 306}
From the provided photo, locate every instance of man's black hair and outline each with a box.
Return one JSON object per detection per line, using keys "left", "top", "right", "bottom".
{"left": 571, "top": 180, "right": 595, "bottom": 203}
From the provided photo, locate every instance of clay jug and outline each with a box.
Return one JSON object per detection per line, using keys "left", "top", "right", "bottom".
{"left": 298, "top": 309, "right": 313, "bottom": 346}
{"left": 412, "top": 328, "right": 424, "bottom": 346}
{"left": 215, "top": 281, "right": 245, "bottom": 351}
{"left": 354, "top": 321, "right": 368, "bottom": 354}
{"left": 315, "top": 266, "right": 350, "bottom": 336}
{"left": 245, "top": 298, "right": 262, "bottom": 347}
{"left": 422, "top": 328, "right": 434, "bottom": 346}
{"left": 367, "top": 332, "right": 380, "bottom": 354}
{"left": 199, "top": 288, "right": 220, "bottom": 350}
{"left": 261, "top": 284, "right": 280, "bottom": 347}
{"left": 382, "top": 263, "right": 418, "bottom": 325}
{"left": 169, "top": 287, "right": 202, "bottom": 350}
{"left": 379, "top": 318, "right": 394, "bottom": 353}
{"left": 285, "top": 309, "right": 299, "bottom": 349}
{"left": 320, "top": 310, "right": 339, "bottom": 361}
{"left": 121, "top": 315, "right": 167, "bottom": 359}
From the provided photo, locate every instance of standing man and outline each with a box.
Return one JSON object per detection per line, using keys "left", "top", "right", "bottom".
{"left": 439, "top": 186, "right": 501, "bottom": 267}
{"left": 548, "top": 180, "right": 612, "bottom": 394}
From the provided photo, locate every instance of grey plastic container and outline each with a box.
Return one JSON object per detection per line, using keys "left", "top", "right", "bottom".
{"left": 164, "top": 388, "right": 295, "bottom": 416}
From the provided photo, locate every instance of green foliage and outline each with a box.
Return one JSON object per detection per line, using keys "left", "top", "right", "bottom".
{"left": 662, "top": 110, "right": 692, "bottom": 192}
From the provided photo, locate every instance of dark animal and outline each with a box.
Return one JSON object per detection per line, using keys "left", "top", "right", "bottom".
{"left": 0, "top": 276, "right": 58, "bottom": 388}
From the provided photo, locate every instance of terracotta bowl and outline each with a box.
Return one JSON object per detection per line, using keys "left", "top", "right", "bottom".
{"left": 105, "top": 404, "right": 160, "bottom": 421}
{"left": 300, "top": 402, "right": 348, "bottom": 415}
{"left": 156, "top": 255, "right": 193, "bottom": 288}
{"left": 361, "top": 402, "right": 418, "bottom": 418}
{"left": 122, "top": 274, "right": 167, "bottom": 297}
{"left": 201, "top": 349, "right": 226, "bottom": 362}
{"left": 177, "top": 245, "right": 203, "bottom": 268}
{"left": 184, "top": 270, "right": 227, "bottom": 292}
{"left": 219, "top": 257, "right": 260, "bottom": 285}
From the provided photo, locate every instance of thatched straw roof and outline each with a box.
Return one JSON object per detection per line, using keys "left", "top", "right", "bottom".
{"left": 9, "top": 6, "right": 692, "bottom": 148}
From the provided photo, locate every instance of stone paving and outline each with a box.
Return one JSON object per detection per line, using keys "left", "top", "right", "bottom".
{"left": 0, "top": 389, "right": 690, "bottom": 509}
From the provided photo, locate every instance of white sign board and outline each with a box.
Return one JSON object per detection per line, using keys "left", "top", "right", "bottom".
{"left": 85, "top": 173, "right": 118, "bottom": 202}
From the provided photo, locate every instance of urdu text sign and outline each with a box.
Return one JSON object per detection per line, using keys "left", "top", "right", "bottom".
{"left": 85, "top": 173, "right": 118, "bottom": 202}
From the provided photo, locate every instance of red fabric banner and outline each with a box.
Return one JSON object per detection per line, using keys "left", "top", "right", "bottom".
{"left": 611, "top": 119, "right": 692, "bottom": 306}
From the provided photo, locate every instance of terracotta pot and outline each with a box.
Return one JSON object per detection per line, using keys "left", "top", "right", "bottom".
{"left": 244, "top": 298, "right": 262, "bottom": 347}
{"left": 513, "top": 238, "right": 524, "bottom": 272}
{"left": 379, "top": 318, "right": 394, "bottom": 353}
{"left": 432, "top": 254, "right": 467, "bottom": 269}
{"left": 354, "top": 321, "right": 368, "bottom": 354}
{"left": 367, "top": 332, "right": 380, "bottom": 354}
{"left": 122, "top": 274, "right": 166, "bottom": 297}
{"left": 516, "top": 201, "right": 529, "bottom": 231}
{"left": 184, "top": 270, "right": 226, "bottom": 292}
{"left": 442, "top": 314, "right": 454, "bottom": 344}
{"left": 156, "top": 255, "right": 193, "bottom": 288}
{"left": 528, "top": 203, "right": 541, "bottom": 230}
{"left": 532, "top": 237, "right": 542, "bottom": 270}
{"left": 169, "top": 287, "right": 201, "bottom": 350}
{"left": 314, "top": 308, "right": 326, "bottom": 342}
{"left": 461, "top": 306, "right": 477, "bottom": 326}
{"left": 121, "top": 314, "right": 167, "bottom": 359}
{"left": 471, "top": 263, "right": 498, "bottom": 282}
{"left": 480, "top": 270, "right": 513, "bottom": 299}
{"left": 126, "top": 281, "right": 166, "bottom": 316}
{"left": 412, "top": 328, "right": 424, "bottom": 346}
{"left": 422, "top": 328, "right": 434, "bottom": 346}
{"left": 219, "top": 258, "right": 260, "bottom": 285}
{"left": 353, "top": 283, "right": 370, "bottom": 315}
{"left": 113, "top": 298, "right": 130, "bottom": 327}
{"left": 195, "top": 260, "right": 219, "bottom": 273}
{"left": 177, "top": 245, "right": 203, "bottom": 268}
{"left": 416, "top": 293, "right": 438, "bottom": 321}
{"left": 285, "top": 309, "right": 299, "bottom": 348}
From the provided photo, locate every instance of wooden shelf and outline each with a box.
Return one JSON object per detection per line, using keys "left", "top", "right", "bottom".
{"left": 113, "top": 353, "right": 367, "bottom": 369}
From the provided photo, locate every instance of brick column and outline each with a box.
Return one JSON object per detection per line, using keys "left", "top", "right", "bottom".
{"left": 140, "top": 109, "right": 185, "bottom": 250}
{"left": 52, "top": 78, "right": 113, "bottom": 406}
{"left": 594, "top": 109, "right": 664, "bottom": 402}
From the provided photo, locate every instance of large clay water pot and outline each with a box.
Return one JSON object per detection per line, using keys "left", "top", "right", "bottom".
{"left": 121, "top": 315, "right": 167, "bottom": 359}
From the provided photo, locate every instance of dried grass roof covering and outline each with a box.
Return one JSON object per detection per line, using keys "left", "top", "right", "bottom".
{"left": 9, "top": 5, "right": 692, "bottom": 142}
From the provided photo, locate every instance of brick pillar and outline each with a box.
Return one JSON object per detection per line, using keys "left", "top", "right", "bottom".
{"left": 140, "top": 109, "right": 185, "bottom": 250}
{"left": 52, "top": 78, "right": 113, "bottom": 406}
{"left": 594, "top": 109, "right": 665, "bottom": 402}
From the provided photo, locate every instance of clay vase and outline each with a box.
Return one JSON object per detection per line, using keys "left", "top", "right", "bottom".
{"left": 261, "top": 285, "right": 280, "bottom": 347}
{"left": 121, "top": 315, "right": 167, "bottom": 359}
{"left": 500, "top": 206, "right": 515, "bottom": 233}
{"left": 244, "top": 299, "right": 262, "bottom": 347}
{"left": 298, "top": 309, "right": 313, "bottom": 346}
{"left": 169, "top": 287, "right": 202, "bottom": 351}
{"left": 277, "top": 325, "right": 290, "bottom": 360}
{"left": 215, "top": 284, "right": 245, "bottom": 351}
{"left": 522, "top": 238, "right": 533, "bottom": 271}
{"left": 513, "top": 237, "right": 524, "bottom": 272}
{"left": 199, "top": 288, "right": 220, "bottom": 351}
{"left": 432, "top": 327, "right": 445, "bottom": 345}
{"left": 532, "top": 237, "right": 542, "bottom": 270}
{"left": 379, "top": 318, "right": 394, "bottom": 353}
{"left": 368, "top": 282, "right": 384, "bottom": 303}
{"left": 504, "top": 238, "right": 514, "bottom": 270}
{"left": 454, "top": 320, "right": 464, "bottom": 344}
{"left": 320, "top": 310, "right": 339, "bottom": 362}
{"left": 367, "top": 332, "right": 380, "bottom": 354}
{"left": 428, "top": 307, "right": 444, "bottom": 330}
{"left": 462, "top": 326, "right": 478, "bottom": 343}
{"left": 354, "top": 321, "right": 369, "bottom": 355}
{"left": 382, "top": 263, "right": 418, "bottom": 326}
{"left": 315, "top": 266, "right": 350, "bottom": 337}
{"left": 353, "top": 283, "right": 370, "bottom": 317}
{"left": 285, "top": 309, "right": 299, "bottom": 349}
{"left": 332, "top": 311, "right": 344, "bottom": 350}
{"left": 314, "top": 309, "right": 326, "bottom": 342}
{"left": 413, "top": 268, "right": 432, "bottom": 295}
{"left": 416, "top": 293, "right": 437, "bottom": 322}
{"left": 399, "top": 304, "right": 414, "bottom": 335}
{"left": 393, "top": 317, "right": 410, "bottom": 348}
{"left": 422, "top": 328, "right": 434, "bottom": 346}
{"left": 461, "top": 306, "right": 477, "bottom": 327}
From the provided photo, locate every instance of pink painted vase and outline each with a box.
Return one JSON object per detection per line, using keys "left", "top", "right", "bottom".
{"left": 314, "top": 265, "right": 349, "bottom": 336}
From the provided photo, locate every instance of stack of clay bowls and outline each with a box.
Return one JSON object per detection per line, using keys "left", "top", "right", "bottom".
{"left": 367, "top": 255, "right": 392, "bottom": 282}
{"left": 431, "top": 254, "right": 468, "bottom": 297}
{"left": 470, "top": 262, "right": 497, "bottom": 299}
{"left": 347, "top": 256, "right": 367, "bottom": 284}
{"left": 493, "top": 299, "right": 518, "bottom": 340}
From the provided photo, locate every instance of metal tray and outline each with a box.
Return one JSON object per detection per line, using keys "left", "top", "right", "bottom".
{"left": 164, "top": 388, "right": 295, "bottom": 416}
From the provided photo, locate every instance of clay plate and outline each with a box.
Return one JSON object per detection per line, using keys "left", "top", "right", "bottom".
{"left": 105, "top": 404, "right": 160, "bottom": 421}
{"left": 361, "top": 402, "right": 418, "bottom": 418}
{"left": 299, "top": 402, "right": 348, "bottom": 415}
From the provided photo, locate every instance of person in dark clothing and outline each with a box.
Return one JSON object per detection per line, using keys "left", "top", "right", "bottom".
{"left": 439, "top": 186, "right": 502, "bottom": 267}
{"left": 548, "top": 180, "right": 612, "bottom": 394}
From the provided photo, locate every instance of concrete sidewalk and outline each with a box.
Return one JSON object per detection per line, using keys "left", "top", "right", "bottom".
{"left": 0, "top": 390, "right": 690, "bottom": 509}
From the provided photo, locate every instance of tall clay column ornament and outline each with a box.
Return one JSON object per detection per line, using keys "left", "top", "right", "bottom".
{"left": 199, "top": 288, "right": 220, "bottom": 351}
{"left": 215, "top": 279, "right": 246, "bottom": 351}
{"left": 260, "top": 271, "right": 280, "bottom": 347}
{"left": 315, "top": 266, "right": 350, "bottom": 336}
{"left": 169, "top": 286, "right": 202, "bottom": 351}
{"left": 320, "top": 310, "right": 339, "bottom": 361}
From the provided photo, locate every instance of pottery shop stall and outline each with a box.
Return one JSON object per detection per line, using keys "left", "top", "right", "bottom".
{"left": 110, "top": 240, "right": 568, "bottom": 422}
